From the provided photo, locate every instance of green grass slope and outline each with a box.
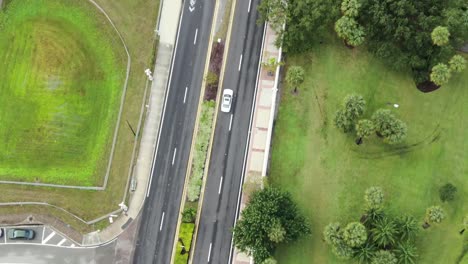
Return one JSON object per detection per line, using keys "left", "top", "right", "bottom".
{"left": 270, "top": 39, "right": 467, "bottom": 263}
{"left": 0, "top": 0, "right": 125, "bottom": 185}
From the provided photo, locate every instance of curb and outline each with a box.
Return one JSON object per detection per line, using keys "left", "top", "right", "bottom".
{"left": 188, "top": 0, "right": 238, "bottom": 262}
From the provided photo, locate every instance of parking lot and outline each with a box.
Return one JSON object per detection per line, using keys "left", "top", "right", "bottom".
{"left": 0, "top": 226, "right": 79, "bottom": 247}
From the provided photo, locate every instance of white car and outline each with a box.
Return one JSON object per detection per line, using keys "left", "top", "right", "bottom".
{"left": 221, "top": 89, "right": 233, "bottom": 113}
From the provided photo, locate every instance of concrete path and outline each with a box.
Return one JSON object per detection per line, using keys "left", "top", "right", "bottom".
{"left": 231, "top": 23, "right": 282, "bottom": 264}
{"left": 82, "top": 0, "right": 182, "bottom": 245}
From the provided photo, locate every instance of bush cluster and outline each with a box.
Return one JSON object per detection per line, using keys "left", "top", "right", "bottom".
{"left": 187, "top": 100, "right": 216, "bottom": 201}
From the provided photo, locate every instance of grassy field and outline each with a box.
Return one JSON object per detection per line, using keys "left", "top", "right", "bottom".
{"left": 0, "top": 0, "right": 159, "bottom": 230}
{"left": 0, "top": 0, "right": 125, "bottom": 185}
{"left": 269, "top": 37, "right": 468, "bottom": 263}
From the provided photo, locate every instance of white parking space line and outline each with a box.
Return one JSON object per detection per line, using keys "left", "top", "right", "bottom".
{"left": 207, "top": 242, "right": 213, "bottom": 262}
{"left": 172, "top": 148, "right": 177, "bottom": 165}
{"left": 229, "top": 114, "right": 233, "bottom": 131}
{"left": 183, "top": 87, "right": 188, "bottom": 103}
{"left": 57, "top": 238, "right": 66, "bottom": 246}
{"left": 248, "top": 0, "right": 252, "bottom": 12}
{"left": 41, "top": 228, "right": 45, "bottom": 241}
{"left": 194, "top": 28, "right": 198, "bottom": 45}
{"left": 218, "top": 177, "right": 223, "bottom": 194}
{"left": 42, "top": 231, "right": 55, "bottom": 244}
{"left": 159, "top": 212, "right": 165, "bottom": 231}
{"left": 238, "top": 54, "right": 243, "bottom": 71}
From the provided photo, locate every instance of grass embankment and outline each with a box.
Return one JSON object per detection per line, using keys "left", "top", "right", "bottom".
{"left": 269, "top": 38, "right": 468, "bottom": 263}
{"left": 0, "top": 0, "right": 124, "bottom": 186}
{"left": 0, "top": 0, "right": 159, "bottom": 231}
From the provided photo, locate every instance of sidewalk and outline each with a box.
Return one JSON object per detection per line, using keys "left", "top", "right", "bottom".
{"left": 82, "top": 0, "right": 183, "bottom": 245}
{"left": 231, "top": 23, "right": 282, "bottom": 263}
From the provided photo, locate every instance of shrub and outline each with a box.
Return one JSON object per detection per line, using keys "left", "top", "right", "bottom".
{"left": 371, "top": 250, "right": 397, "bottom": 264}
{"left": 182, "top": 208, "right": 197, "bottom": 223}
{"left": 439, "top": 183, "right": 457, "bottom": 202}
{"left": 343, "top": 222, "right": 367, "bottom": 247}
{"left": 323, "top": 222, "right": 343, "bottom": 246}
{"left": 426, "top": 206, "right": 446, "bottom": 224}
{"left": 365, "top": 186, "right": 384, "bottom": 209}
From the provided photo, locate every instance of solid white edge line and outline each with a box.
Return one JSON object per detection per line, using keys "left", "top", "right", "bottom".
{"left": 194, "top": 28, "right": 199, "bottom": 45}
{"left": 229, "top": 114, "right": 233, "bottom": 131}
{"left": 172, "top": 148, "right": 177, "bottom": 165}
{"left": 227, "top": 22, "right": 268, "bottom": 264}
{"left": 238, "top": 54, "right": 243, "bottom": 71}
{"left": 248, "top": 0, "right": 252, "bottom": 12}
{"left": 160, "top": 212, "right": 165, "bottom": 231}
{"left": 207, "top": 242, "right": 213, "bottom": 262}
{"left": 183, "top": 87, "right": 188, "bottom": 103}
{"left": 218, "top": 176, "right": 223, "bottom": 194}
{"left": 146, "top": 1, "right": 186, "bottom": 198}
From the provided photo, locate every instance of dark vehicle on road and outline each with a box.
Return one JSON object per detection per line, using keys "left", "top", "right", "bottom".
{"left": 7, "top": 228, "right": 35, "bottom": 240}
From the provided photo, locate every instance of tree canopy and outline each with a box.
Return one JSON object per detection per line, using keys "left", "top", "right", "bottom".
{"left": 233, "top": 187, "right": 310, "bottom": 262}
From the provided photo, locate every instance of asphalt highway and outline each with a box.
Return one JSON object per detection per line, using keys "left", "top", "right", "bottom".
{"left": 192, "top": 0, "right": 265, "bottom": 263}
{"left": 133, "top": 0, "right": 215, "bottom": 263}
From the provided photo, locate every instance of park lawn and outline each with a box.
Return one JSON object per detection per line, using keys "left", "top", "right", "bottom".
{"left": 0, "top": 0, "right": 159, "bottom": 231}
{"left": 174, "top": 223, "right": 195, "bottom": 264}
{"left": 0, "top": 0, "right": 125, "bottom": 185}
{"left": 269, "top": 37, "right": 468, "bottom": 263}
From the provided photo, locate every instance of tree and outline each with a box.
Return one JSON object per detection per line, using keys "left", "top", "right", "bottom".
{"left": 268, "top": 219, "right": 286, "bottom": 243}
{"left": 258, "top": 0, "right": 341, "bottom": 52}
{"left": 395, "top": 215, "right": 419, "bottom": 241}
{"left": 395, "top": 242, "right": 418, "bottom": 264}
{"left": 372, "top": 218, "right": 398, "bottom": 248}
{"left": 323, "top": 222, "right": 343, "bottom": 246}
{"left": 335, "top": 16, "right": 365, "bottom": 46}
{"left": 334, "top": 109, "right": 354, "bottom": 133}
{"left": 449, "top": 55, "right": 466, "bottom": 73}
{"left": 383, "top": 119, "right": 407, "bottom": 145}
{"left": 286, "top": 66, "right": 305, "bottom": 93}
{"left": 257, "top": 0, "right": 287, "bottom": 34}
{"left": 205, "top": 71, "right": 218, "bottom": 86}
{"left": 430, "top": 63, "right": 452, "bottom": 86}
{"left": 356, "top": 119, "right": 375, "bottom": 141}
{"left": 355, "top": 242, "right": 377, "bottom": 264}
{"left": 425, "top": 206, "right": 446, "bottom": 225}
{"left": 371, "top": 109, "right": 407, "bottom": 144}
{"left": 332, "top": 240, "right": 355, "bottom": 260}
{"left": 262, "top": 57, "right": 283, "bottom": 76}
{"left": 343, "top": 222, "right": 367, "bottom": 247}
{"left": 262, "top": 257, "right": 277, "bottom": 264}
{"left": 182, "top": 208, "right": 197, "bottom": 223}
{"left": 233, "top": 188, "right": 310, "bottom": 263}
{"left": 363, "top": 208, "right": 386, "bottom": 228}
{"left": 341, "top": 0, "right": 361, "bottom": 17}
{"left": 371, "top": 250, "right": 398, "bottom": 264}
{"left": 343, "top": 94, "right": 366, "bottom": 120}
{"left": 439, "top": 183, "right": 457, "bottom": 202}
{"left": 431, "top": 26, "right": 450, "bottom": 46}
{"left": 364, "top": 186, "right": 384, "bottom": 209}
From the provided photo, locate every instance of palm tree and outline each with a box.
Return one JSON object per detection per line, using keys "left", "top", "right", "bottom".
{"left": 355, "top": 242, "right": 377, "bottom": 264}
{"left": 395, "top": 215, "right": 418, "bottom": 241}
{"left": 395, "top": 242, "right": 418, "bottom": 264}
{"left": 363, "top": 208, "right": 385, "bottom": 228}
{"left": 372, "top": 218, "right": 398, "bottom": 248}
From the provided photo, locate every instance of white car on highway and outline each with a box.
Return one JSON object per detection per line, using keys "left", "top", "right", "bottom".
{"left": 221, "top": 89, "right": 233, "bottom": 113}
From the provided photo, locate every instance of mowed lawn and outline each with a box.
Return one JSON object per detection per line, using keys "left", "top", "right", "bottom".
{"left": 269, "top": 38, "right": 468, "bottom": 263}
{"left": 0, "top": 0, "right": 125, "bottom": 185}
